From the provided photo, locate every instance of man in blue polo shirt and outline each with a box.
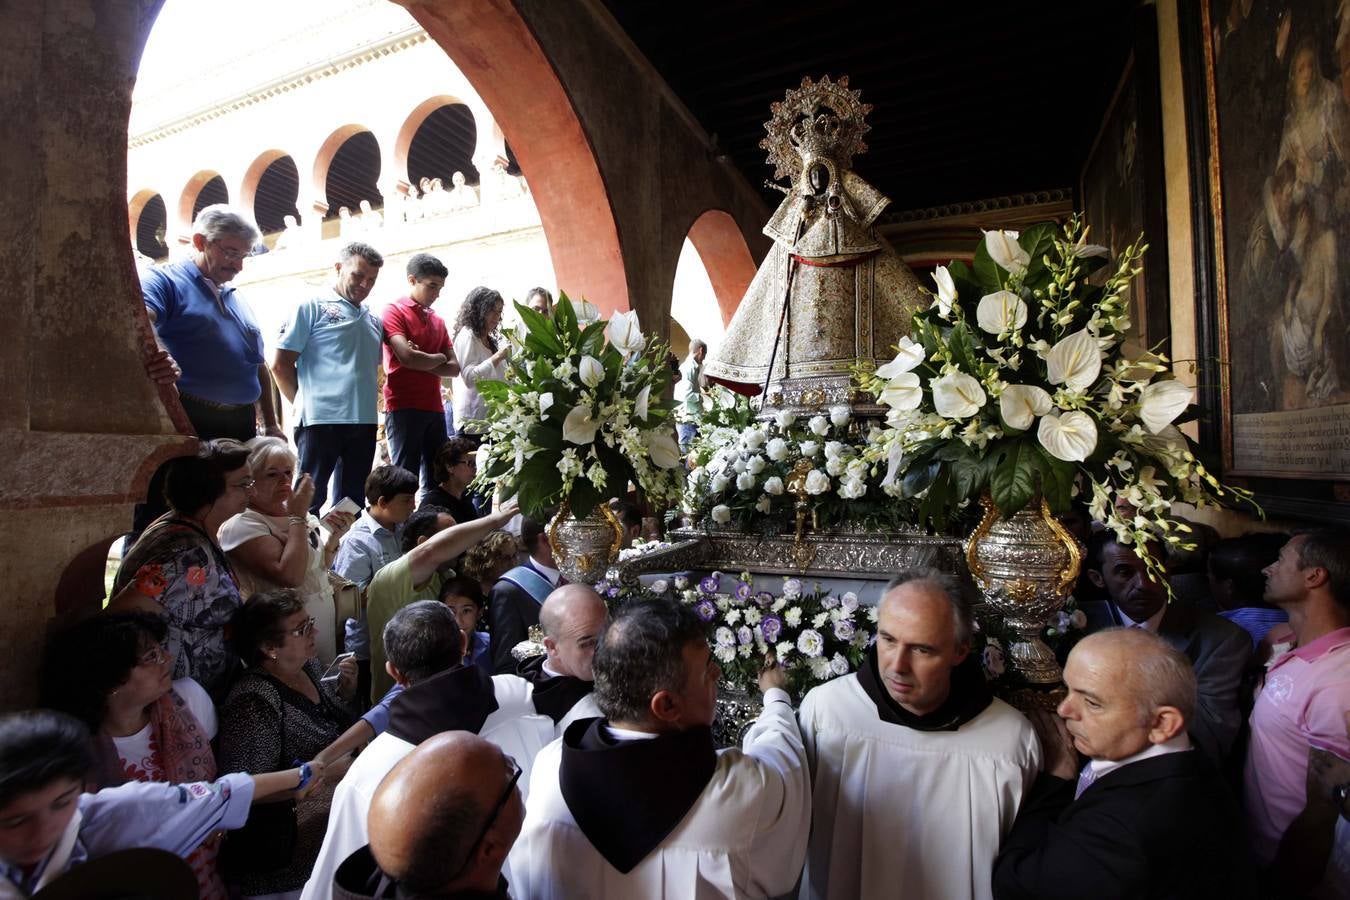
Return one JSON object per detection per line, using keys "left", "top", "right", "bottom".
{"left": 134, "top": 204, "right": 281, "bottom": 535}
{"left": 272, "top": 242, "right": 385, "bottom": 514}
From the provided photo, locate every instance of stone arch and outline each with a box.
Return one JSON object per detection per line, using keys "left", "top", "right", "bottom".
{"left": 312, "top": 125, "right": 383, "bottom": 220}
{"left": 176, "top": 169, "right": 226, "bottom": 239}
{"left": 395, "top": 95, "right": 479, "bottom": 187}
{"left": 684, "top": 209, "right": 757, "bottom": 325}
{"left": 402, "top": 1, "right": 628, "bottom": 313}
{"left": 240, "top": 149, "right": 301, "bottom": 233}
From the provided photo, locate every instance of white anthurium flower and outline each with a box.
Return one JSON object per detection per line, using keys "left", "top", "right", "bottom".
{"left": 711, "top": 504, "right": 732, "bottom": 525}
{"left": 808, "top": 415, "right": 830, "bottom": 436}
{"left": 829, "top": 405, "right": 851, "bottom": 427}
{"left": 1038, "top": 411, "right": 1098, "bottom": 462}
{"left": 932, "top": 265, "right": 957, "bottom": 316}
{"left": 633, "top": 385, "right": 650, "bottom": 421}
{"left": 1138, "top": 379, "right": 1194, "bottom": 434}
{"left": 1045, "top": 329, "right": 1101, "bottom": 393}
{"left": 1073, "top": 229, "right": 1110, "bottom": 259}
{"left": 804, "top": 470, "right": 830, "bottom": 495}
{"left": 879, "top": 372, "right": 922, "bottom": 411}
{"left": 999, "top": 384, "right": 1053, "bottom": 431}
{"left": 931, "top": 371, "right": 988, "bottom": 419}
{"left": 579, "top": 355, "right": 604, "bottom": 389}
{"left": 763, "top": 476, "right": 785, "bottom": 495}
{"left": 880, "top": 445, "right": 905, "bottom": 488}
{"left": 563, "top": 405, "right": 600, "bottom": 445}
{"left": 976, "top": 291, "right": 1029, "bottom": 336}
{"left": 984, "top": 229, "right": 1030, "bottom": 275}
{"left": 605, "top": 310, "right": 645, "bottom": 355}
{"left": 874, "top": 336, "right": 927, "bottom": 377}
{"left": 538, "top": 392, "right": 554, "bottom": 416}
{"left": 647, "top": 429, "right": 681, "bottom": 469}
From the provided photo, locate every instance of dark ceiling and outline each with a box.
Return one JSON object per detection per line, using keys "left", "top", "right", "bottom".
{"left": 601, "top": 0, "right": 1139, "bottom": 214}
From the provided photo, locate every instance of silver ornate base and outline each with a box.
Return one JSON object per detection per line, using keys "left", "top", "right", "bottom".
{"left": 712, "top": 682, "right": 763, "bottom": 748}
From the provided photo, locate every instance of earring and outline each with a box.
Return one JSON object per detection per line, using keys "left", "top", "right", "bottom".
{"left": 270, "top": 653, "right": 278, "bottom": 660}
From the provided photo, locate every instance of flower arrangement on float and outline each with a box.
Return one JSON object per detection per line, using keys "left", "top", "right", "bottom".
{"left": 595, "top": 571, "right": 875, "bottom": 701}
{"left": 858, "top": 215, "right": 1257, "bottom": 585}
{"left": 471, "top": 295, "right": 684, "bottom": 580}
{"left": 684, "top": 387, "right": 915, "bottom": 534}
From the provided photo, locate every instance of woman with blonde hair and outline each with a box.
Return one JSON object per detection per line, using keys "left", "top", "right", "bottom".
{"left": 218, "top": 437, "right": 354, "bottom": 663}
{"left": 458, "top": 529, "right": 521, "bottom": 597}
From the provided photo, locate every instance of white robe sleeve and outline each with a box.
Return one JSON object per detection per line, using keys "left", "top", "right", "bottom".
{"left": 739, "top": 687, "right": 813, "bottom": 898}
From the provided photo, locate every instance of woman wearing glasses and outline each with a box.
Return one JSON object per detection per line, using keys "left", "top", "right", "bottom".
{"left": 108, "top": 439, "right": 254, "bottom": 699}
{"left": 220, "top": 589, "right": 359, "bottom": 900}
{"left": 219, "top": 437, "right": 355, "bottom": 665}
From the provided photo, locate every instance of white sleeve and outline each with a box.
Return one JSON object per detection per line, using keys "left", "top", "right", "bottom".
{"left": 172, "top": 678, "right": 217, "bottom": 741}
{"left": 741, "top": 689, "right": 812, "bottom": 897}
{"left": 300, "top": 775, "right": 370, "bottom": 900}
{"left": 216, "top": 512, "right": 272, "bottom": 552}
{"left": 454, "top": 330, "right": 495, "bottom": 387}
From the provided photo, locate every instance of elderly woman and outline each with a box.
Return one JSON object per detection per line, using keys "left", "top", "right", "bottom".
{"left": 451, "top": 286, "right": 510, "bottom": 442}
{"left": 39, "top": 612, "right": 308, "bottom": 900}
{"left": 218, "top": 437, "right": 354, "bottom": 664}
{"left": 219, "top": 589, "right": 358, "bottom": 899}
{"left": 422, "top": 436, "right": 481, "bottom": 524}
{"left": 459, "top": 529, "right": 521, "bottom": 598}
{"left": 109, "top": 439, "right": 252, "bottom": 698}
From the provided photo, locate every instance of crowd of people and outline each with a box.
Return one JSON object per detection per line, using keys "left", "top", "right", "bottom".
{"left": 1, "top": 205, "right": 1347, "bottom": 899}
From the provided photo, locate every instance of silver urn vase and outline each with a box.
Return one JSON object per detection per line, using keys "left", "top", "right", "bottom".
{"left": 547, "top": 499, "right": 624, "bottom": 586}
{"left": 965, "top": 493, "right": 1083, "bottom": 685}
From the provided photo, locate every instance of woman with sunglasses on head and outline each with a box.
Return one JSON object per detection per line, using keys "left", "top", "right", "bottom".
{"left": 108, "top": 438, "right": 254, "bottom": 699}
{"left": 219, "top": 437, "right": 356, "bottom": 665}
{"left": 39, "top": 612, "right": 313, "bottom": 900}
{"left": 220, "top": 589, "right": 359, "bottom": 900}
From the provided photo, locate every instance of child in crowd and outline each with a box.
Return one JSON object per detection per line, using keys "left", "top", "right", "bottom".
{"left": 438, "top": 575, "right": 491, "bottom": 674}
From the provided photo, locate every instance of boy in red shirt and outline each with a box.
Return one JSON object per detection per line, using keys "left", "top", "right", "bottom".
{"left": 381, "top": 253, "right": 459, "bottom": 495}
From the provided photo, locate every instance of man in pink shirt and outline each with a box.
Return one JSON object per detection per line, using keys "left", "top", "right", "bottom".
{"left": 1245, "top": 528, "right": 1350, "bottom": 867}
{"left": 382, "top": 253, "right": 459, "bottom": 494}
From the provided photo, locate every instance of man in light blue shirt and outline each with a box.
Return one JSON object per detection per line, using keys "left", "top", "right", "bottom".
{"left": 272, "top": 242, "right": 385, "bottom": 513}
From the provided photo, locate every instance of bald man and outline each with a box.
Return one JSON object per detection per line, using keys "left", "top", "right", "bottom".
{"left": 302, "top": 602, "right": 551, "bottom": 900}
{"left": 333, "top": 732, "right": 521, "bottom": 899}
{"left": 516, "top": 585, "right": 607, "bottom": 733}
{"left": 798, "top": 569, "right": 1040, "bottom": 900}
{"left": 993, "top": 629, "right": 1256, "bottom": 899}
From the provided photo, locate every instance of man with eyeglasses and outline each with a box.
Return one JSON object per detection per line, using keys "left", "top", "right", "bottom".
{"left": 332, "top": 732, "right": 521, "bottom": 899}
{"left": 133, "top": 204, "right": 281, "bottom": 538}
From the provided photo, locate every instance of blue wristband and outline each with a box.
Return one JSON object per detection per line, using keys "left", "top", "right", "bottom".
{"left": 294, "top": 761, "right": 312, "bottom": 791}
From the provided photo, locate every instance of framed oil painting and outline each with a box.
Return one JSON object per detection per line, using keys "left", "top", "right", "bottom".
{"left": 1199, "top": 0, "right": 1350, "bottom": 482}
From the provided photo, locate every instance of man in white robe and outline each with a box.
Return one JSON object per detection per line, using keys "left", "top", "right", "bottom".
{"left": 799, "top": 569, "right": 1041, "bottom": 900}
{"left": 513, "top": 584, "right": 607, "bottom": 736}
{"left": 512, "top": 596, "right": 811, "bottom": 899}
{"left": 300, "top": 601, "right": 553, "bottom": 900}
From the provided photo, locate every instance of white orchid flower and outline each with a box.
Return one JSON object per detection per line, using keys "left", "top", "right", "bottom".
{"left": 976, "top": 291, "right": 1029, "bottom": 336}
{"left": 579, "top": 355, "right": 605, "bottom": 389}
{"left": 875, "top": 336, "right": 927, "bottom": 377}
{"left": 1038, "top": 411, "right": 1098, "bottom": 462}
{"left": 562, "top": 405, "right": 600, "bottom": 445}
{"left": 879, "top": 372, "right": 922, "bottom": 411}
{"left": 932, "top": 265, "right": 958, "bottom": 316}
{"left": 931, "top": 371, "right": 988, "bottom": 419}
{"left": 984, "top": 229, "right": 1030, "bottom": 275}
{"left": 605, "top": 310, "right": 645, "bottom": 355}
{"left": 647, "top": 429, "right": 680, "bottom": 469}
{"left": 1138, "top": 379, "right": 1193, "bottom": 434}
{"left": 1046, "top": 329, "right": 1102, "bottom": 392}
{"left": 999, "top": 384, "right": 1053, "bottom": 431}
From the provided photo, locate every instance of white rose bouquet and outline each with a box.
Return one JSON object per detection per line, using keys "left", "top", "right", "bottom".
{"left": 473, "top": 294, "right": 684, "bottom": 518}
{"left": 860, "top": 216, "right": 1256, "bottom": 584}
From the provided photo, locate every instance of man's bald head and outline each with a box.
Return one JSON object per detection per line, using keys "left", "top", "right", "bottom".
{"left": 539, "top": 584, "right": 609, "bottom": 681}
{"left": 368, "top": 732, "right": 523, "bottom": 894}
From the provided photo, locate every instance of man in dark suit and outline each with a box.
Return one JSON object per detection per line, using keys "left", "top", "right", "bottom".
{"left": 1080, "top": 531, "right": 1250, "bottom": 763}
{"left": 488, "top": 516, "right": 562, "bottom": 673}
{"left": 993, "top": 628, "right": 1257, "bottom": 900}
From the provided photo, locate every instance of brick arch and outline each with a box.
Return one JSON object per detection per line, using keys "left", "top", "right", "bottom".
{"left": 127, "top": 187, "right": 161, "bottom": 237}
{"left": 310, "top": 123, "right": 375, "bottom": 210}
{"left": 176, "top": 169, "right": 224, "bottom": 238}
{"left": 684, "top": 209, "right": 758, "bottom": 325}
{"left": 240, "top": 148, "right": 294, "bottom": 215}
{"left": 400, "top": 0, "right": 628, "bottom": 313}
{"left": 394, "top": 94, "right": 475, "bottom": 185}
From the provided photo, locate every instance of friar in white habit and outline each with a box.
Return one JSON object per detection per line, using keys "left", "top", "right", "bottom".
{"left": 514, "top": 584, "right": 607, "bottom": 736}
{"left": 300, "top": 601, "right": 553, "bottom": 900}
{"left": 798, "top": 569, "right": 1042, "bottom": 900}
{"left": 511, "top": 596, "right": 812, "bottom": 899}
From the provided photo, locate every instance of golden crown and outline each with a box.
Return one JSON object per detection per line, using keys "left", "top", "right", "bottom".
{"left": 760, "top": 75, "right": 872, "bottom": 183}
